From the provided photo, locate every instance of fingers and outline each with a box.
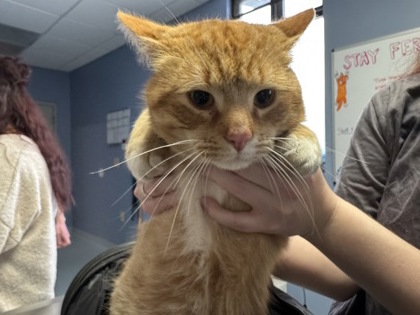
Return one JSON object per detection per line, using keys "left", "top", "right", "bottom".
{"left": 201, "top": 196, "right": 258, "bottom": 233}
{"left": 56, "top": 224, "right": 71, "bottom": 248}
{"left": 234, "top": 163, "right": 273, "bottom": 189}
{"left": 205, "top": 166, "right": 273, "bottom": 207}
{"left": 134, "top": 173, "right": 178, "bottom": 216}
{"left": 135, "top": 174, "right": 176, "bottom": 200}
{"left": 202, "top": 196, "right": 285, "bottom": 235}
{"left": 57, "top": 234, "right": 71, "bottom": 248}
{"left": 141, "top": 191, "right": 178, "bottom": 215}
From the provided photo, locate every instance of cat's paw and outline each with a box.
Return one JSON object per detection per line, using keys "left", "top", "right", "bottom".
{"left": 277, "top": 125, "right": 321, "bottom": 176}
{"left": 127, "top": 141, "right": 172, "bottom": 181}
{"left": 125, "top": 109, "right": 174, "bottom": 180}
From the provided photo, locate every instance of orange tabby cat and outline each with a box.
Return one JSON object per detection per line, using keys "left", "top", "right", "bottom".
{"left": 110, "top": 9, "right": 321, "bottom": 315}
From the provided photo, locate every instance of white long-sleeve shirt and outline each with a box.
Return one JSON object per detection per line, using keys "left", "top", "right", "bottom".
{"left": 0, "top": 134, "right": 57, "bottom": 312}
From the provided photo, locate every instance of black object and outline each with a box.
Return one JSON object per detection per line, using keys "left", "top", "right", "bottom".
{"left": 268, "top": 284, "right": 314, "bottom": 315}
{"left": 61, "top": 242, "right": 134, "bottom": 315}
{"left": 328, "top": 290, "right": 366, "bottom": 315}
{"left": 61, "top": 242, "right": 313, "bottom": 315}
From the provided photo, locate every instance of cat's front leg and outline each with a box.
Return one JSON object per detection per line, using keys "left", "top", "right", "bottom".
{"left": 126, "top": 108, "right": 173, "bottom": 180}
{"left": 277, "top": 124, "right": 321, "bottom": 176}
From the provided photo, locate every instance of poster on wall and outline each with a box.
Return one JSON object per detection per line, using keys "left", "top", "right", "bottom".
{"left": 331, "top": 27, "right": 420, "bottom": 178}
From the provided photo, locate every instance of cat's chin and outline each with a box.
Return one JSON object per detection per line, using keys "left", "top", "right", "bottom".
{"left": 212, "top": 159, "right": 253, "bottom": 171}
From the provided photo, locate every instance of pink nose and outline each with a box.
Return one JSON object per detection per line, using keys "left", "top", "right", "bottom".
{"left": 225, "top": 130, "right": 252, "bottom": 152}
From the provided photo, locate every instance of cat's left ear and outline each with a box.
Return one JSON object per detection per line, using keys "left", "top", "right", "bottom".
{"left": 271, "top": 9, "right": 315, "bottom": 46}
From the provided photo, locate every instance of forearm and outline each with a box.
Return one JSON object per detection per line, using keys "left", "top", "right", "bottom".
{"left": 307, "top": 197, "right": 420, "bottom": 314}
{"left": 274, "top": 236, "right": 358, "bottom": 301}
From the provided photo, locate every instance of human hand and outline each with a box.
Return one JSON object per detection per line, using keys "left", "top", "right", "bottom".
{"left": 56, "top": 211, "right": 71, "bottom": 248}
{"left": 201, "top": 165, "right": 338, "bottom": 238}
{"left": 134, "top": 173, "right": 178, "bottom": 216}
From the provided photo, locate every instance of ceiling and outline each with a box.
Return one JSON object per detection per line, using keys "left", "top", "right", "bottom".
{"left": 0, "top": 0, "right": 210, "bottom": 72}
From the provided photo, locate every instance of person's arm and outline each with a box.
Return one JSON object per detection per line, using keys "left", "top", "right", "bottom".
{"left": 55, "top": 209, "right": 71, "bottom": 248}
{"left": 273, "top": 236, "right": 358, "bottom": 301}
{"left": 307, "top": 191, "right": 420, "bottom": 315}
{"left": 202, "top": 167, "right": 420, "bottom": 314}
{"left": 273, "top": 98, "right": 389, "bottom": 301}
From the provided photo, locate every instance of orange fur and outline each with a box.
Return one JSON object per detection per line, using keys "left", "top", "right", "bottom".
{"left": 110, "top": 9, "right": 321, "bottom": 315}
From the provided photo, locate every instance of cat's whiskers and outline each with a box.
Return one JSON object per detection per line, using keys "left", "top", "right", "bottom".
{"left": 111, "top": 147, "right": 194, "bottom": 207}
{"left": 143, "top": 147, "right": 206, "bottom": 222}
{"left": 265, "top": 148, "right": 316, "bottom": 230}
{"left": 269, "top": 136, "right": 290, "bottom": 142}
{"left": 157, "top": 0, "right": 180, "bottom": 25}
{"left": 265, "top": 154, "right": 317, "bottom": 235}
{"left": 269, "top": 144, "right": 308, "bottom": 181}
{"left": 141, "top": 147, "right": 198, "bottom": 183}
{"left": 136, "top": 150, "right": 198, "bottom": 214}
{"left": 266, "top": 146, "right": 310, "bottom": 199}
{"left": 111, "top": 147, "right": 196, "bottom": 207}
{"left": 184, "top": 157, "right": 211, "bottom": 218}
{"left": 165, "top": 151, "right": 205, "bottom": 253}
{"left": 111, "top": 181, "right": 138, "bottom": 208}
{"left": 266, "top": 154, "right": 309, "bottom": 212}
{"left": 201, "top": 158, "right": 214, "bottom": 206}
{"left": 90, "top": 139, "right": 200, "bottom": 175}
{"left": 133, "top": 150, "right": 201, "bottom": 247}
{"left": 118, "top": 201, "right": 143, "bottom": 232}
{"left": 259, "top": 159, "right": 282, "bottom": 199}
{"left": 325, "top": 146, "right": 369, "bottom": 165}
{"left": 119, "top": 146, "right": 197, "bottom": 229}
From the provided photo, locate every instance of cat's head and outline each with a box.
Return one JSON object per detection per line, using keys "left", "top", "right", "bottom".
{"left": 118, "top": 10, "right": 314, "bottom": 170}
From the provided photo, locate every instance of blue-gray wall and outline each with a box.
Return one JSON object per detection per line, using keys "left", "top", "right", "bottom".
{"left": 70, "top": 47, "right": 143, "bottom": 244}
{"left": 28, "top": 67, "right": 71, "bottom": 160}
{"left": 28, "top": 67, "right": 72, "bottom": 225}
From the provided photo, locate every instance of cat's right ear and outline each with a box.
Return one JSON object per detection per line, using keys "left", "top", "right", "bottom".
{"left": 271, "top": 8, "right": 315, "bottom": 48}
{"left": 117, "top": 10, "right": 169, "bottom": 66}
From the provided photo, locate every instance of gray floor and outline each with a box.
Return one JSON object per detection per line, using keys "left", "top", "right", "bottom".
{"left": 55, "top": 229, "right": 114, "bottom": 297}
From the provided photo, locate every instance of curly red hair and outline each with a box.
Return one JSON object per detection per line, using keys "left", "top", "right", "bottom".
{"left": 0, "top": 56, "right": 72, "bottom": 210}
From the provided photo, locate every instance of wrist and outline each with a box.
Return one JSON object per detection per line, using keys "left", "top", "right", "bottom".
{"left": 57, "top": 211, "right": 66, "bottom": 222}
{"left": 303, "top": 172, "right": 339, "bottom": 242}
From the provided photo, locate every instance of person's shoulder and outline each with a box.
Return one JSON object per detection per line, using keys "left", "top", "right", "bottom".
{"left": 388, "top": 73, "right": 420, "bottom": 93}
{"left": 0, "top": 133, "right": 35, "bottom": 148}
{"left": 0, "top": 134, "right": 45, "bottom": 170}
{"left": 370, "top": 73, "right": 420, "bottom": 113}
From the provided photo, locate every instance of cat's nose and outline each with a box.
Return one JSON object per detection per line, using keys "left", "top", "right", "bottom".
{"left": 225, "top": 130, "right": 252, "bottom": 152}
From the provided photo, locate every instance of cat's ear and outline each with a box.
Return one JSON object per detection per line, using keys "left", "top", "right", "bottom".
{"left": 117, "top": 10, "right": 169, "bottom": 66}
{"left": 271, "top": 8, "right": 315, "bottom": 47}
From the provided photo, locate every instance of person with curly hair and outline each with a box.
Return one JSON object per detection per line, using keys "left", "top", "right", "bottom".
{"left": 0, "top": 56, "right": 73, "bottom": 312}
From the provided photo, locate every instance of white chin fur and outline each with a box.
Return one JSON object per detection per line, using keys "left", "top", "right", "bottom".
{"left": 212, "top": 158, "right": 254, "bottom": 171}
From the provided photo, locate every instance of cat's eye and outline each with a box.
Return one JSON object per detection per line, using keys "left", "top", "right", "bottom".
{"left": 254, "top": 89, "right": 275, "bottom": 109}
{"left": 188, "top": 90, "right": 214, "bottom": 110}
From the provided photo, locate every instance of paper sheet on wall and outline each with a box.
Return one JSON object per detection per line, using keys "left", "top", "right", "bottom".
{"left": 331, "top": 27, "right": 420, "bottom": 178}
{"left": 106, "top": 109, "right": 131, "bottom": 145}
